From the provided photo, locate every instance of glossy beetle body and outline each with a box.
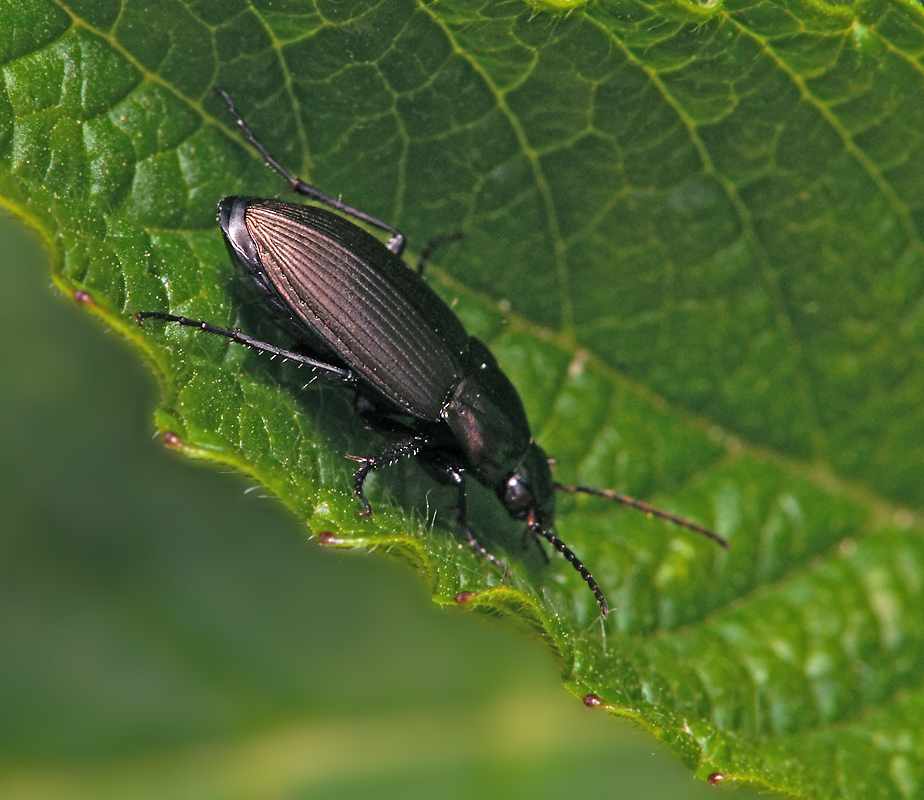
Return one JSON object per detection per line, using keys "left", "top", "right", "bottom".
{"left": 217, "top": 195, "right": 564, "bottom": 589}
{"left": 138, "top": 89, "right": 727, "bottom": 617}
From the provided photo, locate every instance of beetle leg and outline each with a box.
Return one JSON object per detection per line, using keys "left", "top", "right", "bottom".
{"left": 463, "top": 531, "right": 507, "bottom": 573}
{"left": 135, "top": 312, "right": 357, "bottom": 384}
{"left": 427, "top": 465, "right": 507, "bottom": 574}
{"left": 415, "top": 232, "right": 464, "bottom": 275}
{"left": 521, "top": 527, "right": 551, "bottom": 564}
{"left": 214, "top": 87, "right": 407, "bottom": 255}
{"left": 347, "top": 437, "right": 427, "bottom": 516}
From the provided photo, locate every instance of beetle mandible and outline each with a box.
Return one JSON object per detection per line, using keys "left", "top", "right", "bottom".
{"left": 137, "top": 88, "right": 728, "bottom": 617}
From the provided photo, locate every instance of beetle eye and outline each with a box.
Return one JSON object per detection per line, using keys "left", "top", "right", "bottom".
{"left": 503, "top": 476, "right": 531, "bottom": 511}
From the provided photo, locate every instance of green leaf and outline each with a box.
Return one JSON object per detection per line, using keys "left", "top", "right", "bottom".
{"left": 2, "top": 0, "right": 924, "bottom": 797}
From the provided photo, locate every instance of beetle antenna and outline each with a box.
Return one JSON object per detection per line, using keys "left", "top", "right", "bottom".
{"left": 530, "top": 521, "right": 608, "bottom": 617}
{"left": 555, "top": 483, "right": 728, "bottom": 548}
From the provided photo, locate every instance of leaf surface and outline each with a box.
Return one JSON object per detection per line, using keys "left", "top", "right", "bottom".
{"left": 3, "top": 0, "right": 924, "bottom": 796}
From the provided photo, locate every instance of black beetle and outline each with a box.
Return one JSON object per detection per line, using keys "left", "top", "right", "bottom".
{"left": 138, "top": 88, "right": 727, "bottom": 617}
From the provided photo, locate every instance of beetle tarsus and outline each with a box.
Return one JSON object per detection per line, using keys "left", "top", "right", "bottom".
{"left": 460, "top": 524, "right": 508, "bottom": 574}
{"left": 346, "top": 455, "right": 375, "bottom": 516}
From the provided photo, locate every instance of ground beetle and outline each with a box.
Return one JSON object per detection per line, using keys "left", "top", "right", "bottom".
{"left": 137, "top": 88, "right": 727, "bottom": 617}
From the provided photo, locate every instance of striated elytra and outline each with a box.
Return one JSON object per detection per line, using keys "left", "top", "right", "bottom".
{"left": 137, "top": 88, "right": 728, "bottom": 617}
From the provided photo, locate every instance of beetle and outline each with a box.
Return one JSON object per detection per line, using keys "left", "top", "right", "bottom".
{"left": 137, "top": 88, "right": 727, "bottom": 617}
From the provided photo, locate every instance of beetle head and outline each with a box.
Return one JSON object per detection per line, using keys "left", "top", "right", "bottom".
{"left": 497, "top": 441, "right": 555, "bottom": 528}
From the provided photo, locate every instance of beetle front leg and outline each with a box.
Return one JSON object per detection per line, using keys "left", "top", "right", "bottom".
{"left": 426, "top": 463, "right": 507, "bottom": 574}
{"left": 522, "top": 527, "right": 551, "bottom": 564}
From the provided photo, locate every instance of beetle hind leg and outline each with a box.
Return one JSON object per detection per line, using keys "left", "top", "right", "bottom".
{"left": 135, "top": 312, "right": 357, "bottom": 383}
{"left": 214, "top": 87, "right": 406, "bottom": 255}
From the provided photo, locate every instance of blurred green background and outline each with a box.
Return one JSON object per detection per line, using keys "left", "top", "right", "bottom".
{"left": 0, "top": 210, "right": 766, "bottom": 797}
